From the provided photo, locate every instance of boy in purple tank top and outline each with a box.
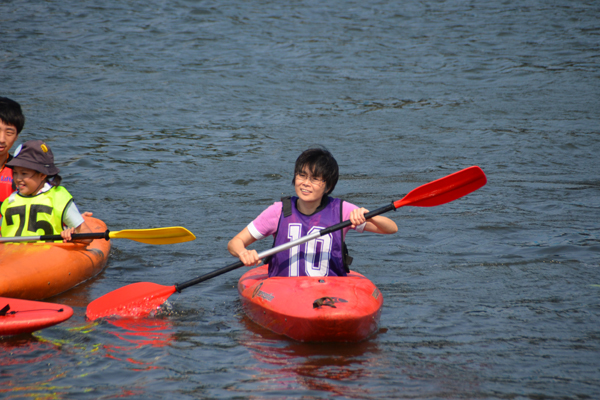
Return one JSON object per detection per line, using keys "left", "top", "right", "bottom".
{"left": 228, "top": 147, "right": 398, "bottom": 277}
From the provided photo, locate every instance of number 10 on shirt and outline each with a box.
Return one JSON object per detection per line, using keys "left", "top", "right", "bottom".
{"left": 288, "top": 224, "right": 332, "bottom": 277}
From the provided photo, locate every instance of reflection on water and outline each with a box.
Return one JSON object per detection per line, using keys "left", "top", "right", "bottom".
{"left": 104, "top": 317, "right": 175, "bottom": 370}
{"left": 238, "top": 314, "right": 487, "bottom": 398}
{"left": 0, "top": 336, "right": 58, "bottom": 367}
{"left": 0, "top": 336, "right": 69, "bottom": 399}
{"left": 237, "top": 314, "right": 382, "bottom": 397}
{"left": 0, "top": 315, "right": 175, "bottom": 399}
{"left": 106, "top": 317, "right": 174, "bottom": 349}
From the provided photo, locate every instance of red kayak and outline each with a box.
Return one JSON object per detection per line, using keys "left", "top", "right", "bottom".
{"left": 0, "top": 297, "right": 73, "bottom": 335}
{"left": 238, "top": 265, "right": 383, "bottom": 342}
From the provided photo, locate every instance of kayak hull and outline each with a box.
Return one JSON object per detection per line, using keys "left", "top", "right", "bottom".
{"left": 0, "top": 216, "right": 111, "bottom": 300}
{"left": 0, "top": 297, "right": 73, "bottom": 335}
{"left": 238, "top": 265, "right": 383, "bottom": 342}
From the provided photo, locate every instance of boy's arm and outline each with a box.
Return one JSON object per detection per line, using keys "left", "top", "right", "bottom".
{"left": 228, "top": 202, "right": 283, "bottom": 266}
{"left": 61, "top": 202, "right": 93, "bottom": 243}
{"left": 61, "top": 220, "right": 93, "bottom": 243}
{"left": 350, "top": 207, "right": 398, "bottom": 234}
{"left": 228, "top": 227, "right": 260, "bottom": 266}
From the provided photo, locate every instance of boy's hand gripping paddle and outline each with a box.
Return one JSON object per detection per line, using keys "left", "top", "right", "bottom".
{"left": 86, "top": 165, "right": 487, "bottom": 320}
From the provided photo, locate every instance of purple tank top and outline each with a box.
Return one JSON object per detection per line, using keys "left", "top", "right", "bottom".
{"left": 268, "top": 196, "right": 346, "bottom": 277}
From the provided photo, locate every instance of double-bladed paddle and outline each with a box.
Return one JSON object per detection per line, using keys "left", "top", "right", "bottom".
{"left": 0, "top": 226, "right": 196, "bottom": 245}
{"left": 86, "top": 165, "right": 487, "bottom": 320}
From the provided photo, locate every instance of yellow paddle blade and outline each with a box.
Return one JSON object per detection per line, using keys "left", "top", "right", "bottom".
{"left": 108, "top": 227, "right": 196, "bottom": 245}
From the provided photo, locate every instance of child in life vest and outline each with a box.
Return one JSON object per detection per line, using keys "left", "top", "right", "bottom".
{"left": 0, "top": 140, "right": 92, "bottom": 242}
{"left": 228, "top": 147, "right": 398, "bottom": 277}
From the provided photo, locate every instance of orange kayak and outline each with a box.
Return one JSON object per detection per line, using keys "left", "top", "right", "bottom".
{"left": 0, "top": 216, "right": 111, "bottom": 300}
{"left": 238, "top": 265, "right": 383, "bottom": 342}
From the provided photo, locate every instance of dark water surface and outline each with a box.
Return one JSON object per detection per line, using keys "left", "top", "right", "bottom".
{"left": 2, "top": 0, "right": 599, "bottom": 398}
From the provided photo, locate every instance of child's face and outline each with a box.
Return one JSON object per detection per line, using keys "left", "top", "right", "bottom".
{"left": 295, "top": 167, "right": 327, "bottom": 204}
{"left": 0, "top": 120, "right": 19, "bottom": 161}
{"left": 12, "top": 166, "right": 48, "bottom": 196}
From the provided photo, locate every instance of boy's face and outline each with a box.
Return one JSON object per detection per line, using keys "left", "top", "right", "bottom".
{"left": 294, "top": 167, "right": 327, "bottom": 204}
{"left": 12, "top": 166, "right": 47, "bottom": 196}
{"left": 0, "top": 120, "right": 19, "bottom": 162}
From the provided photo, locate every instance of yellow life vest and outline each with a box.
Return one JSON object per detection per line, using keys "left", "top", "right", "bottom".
{"left": 0, "top": 186, "right": 73, "bottom": 237}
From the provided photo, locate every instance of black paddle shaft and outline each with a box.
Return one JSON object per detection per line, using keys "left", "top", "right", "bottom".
{"left": 174, "top": 202, "right": 396, "bottom": 292}
{"left": 41, "top": 231, "right": 111, "bottom": 241}
{"left": 0, "top": 230, "right": 111, "bottom": 243}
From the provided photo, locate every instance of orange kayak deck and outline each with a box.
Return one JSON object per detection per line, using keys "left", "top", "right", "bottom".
{"left": 238, "top": 265, "right": 383, "bottom": 343}
{"left": 0, "top": 297, "right": 73, "bottom": 335}
{"left": 0, "top": 216, "right": 111, "bottom": 300}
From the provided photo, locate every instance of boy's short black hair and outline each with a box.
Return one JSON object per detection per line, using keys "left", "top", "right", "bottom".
{"left": 0, "top": 97, "right": 25, "bottom": 134}
{"left": 293, "top": 147, "right": 339, "bottom": 195}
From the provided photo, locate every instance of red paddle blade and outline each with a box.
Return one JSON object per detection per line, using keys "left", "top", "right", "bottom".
{"left": 394, "top": 166, "right": 486, "bottom": 208}
{"left": 86, "top": 282, "right": 176, "bottom": 321}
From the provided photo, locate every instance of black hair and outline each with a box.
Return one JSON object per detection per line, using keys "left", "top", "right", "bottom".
{"left": 293, "top": 147, "right": 339, "bottom": 195}
{"left": 47, "top": 174, "right": 62, "bottom": 187}
{"left": 0, "top": 97, "right": 25, "bottom": 134}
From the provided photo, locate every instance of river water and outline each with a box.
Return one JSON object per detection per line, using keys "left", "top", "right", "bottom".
{"left": 1, "top": 0, "right": 599, "bottom": 398}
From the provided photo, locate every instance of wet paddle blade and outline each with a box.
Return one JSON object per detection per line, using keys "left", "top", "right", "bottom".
{"left": 109, "top": 227, "right": 196, "bottom": 245}
{"left": 86, "top": 282, "right": 177, "bottom": 320}
{"left": 394, "top": 166, "right": 486, "bottom": 208}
